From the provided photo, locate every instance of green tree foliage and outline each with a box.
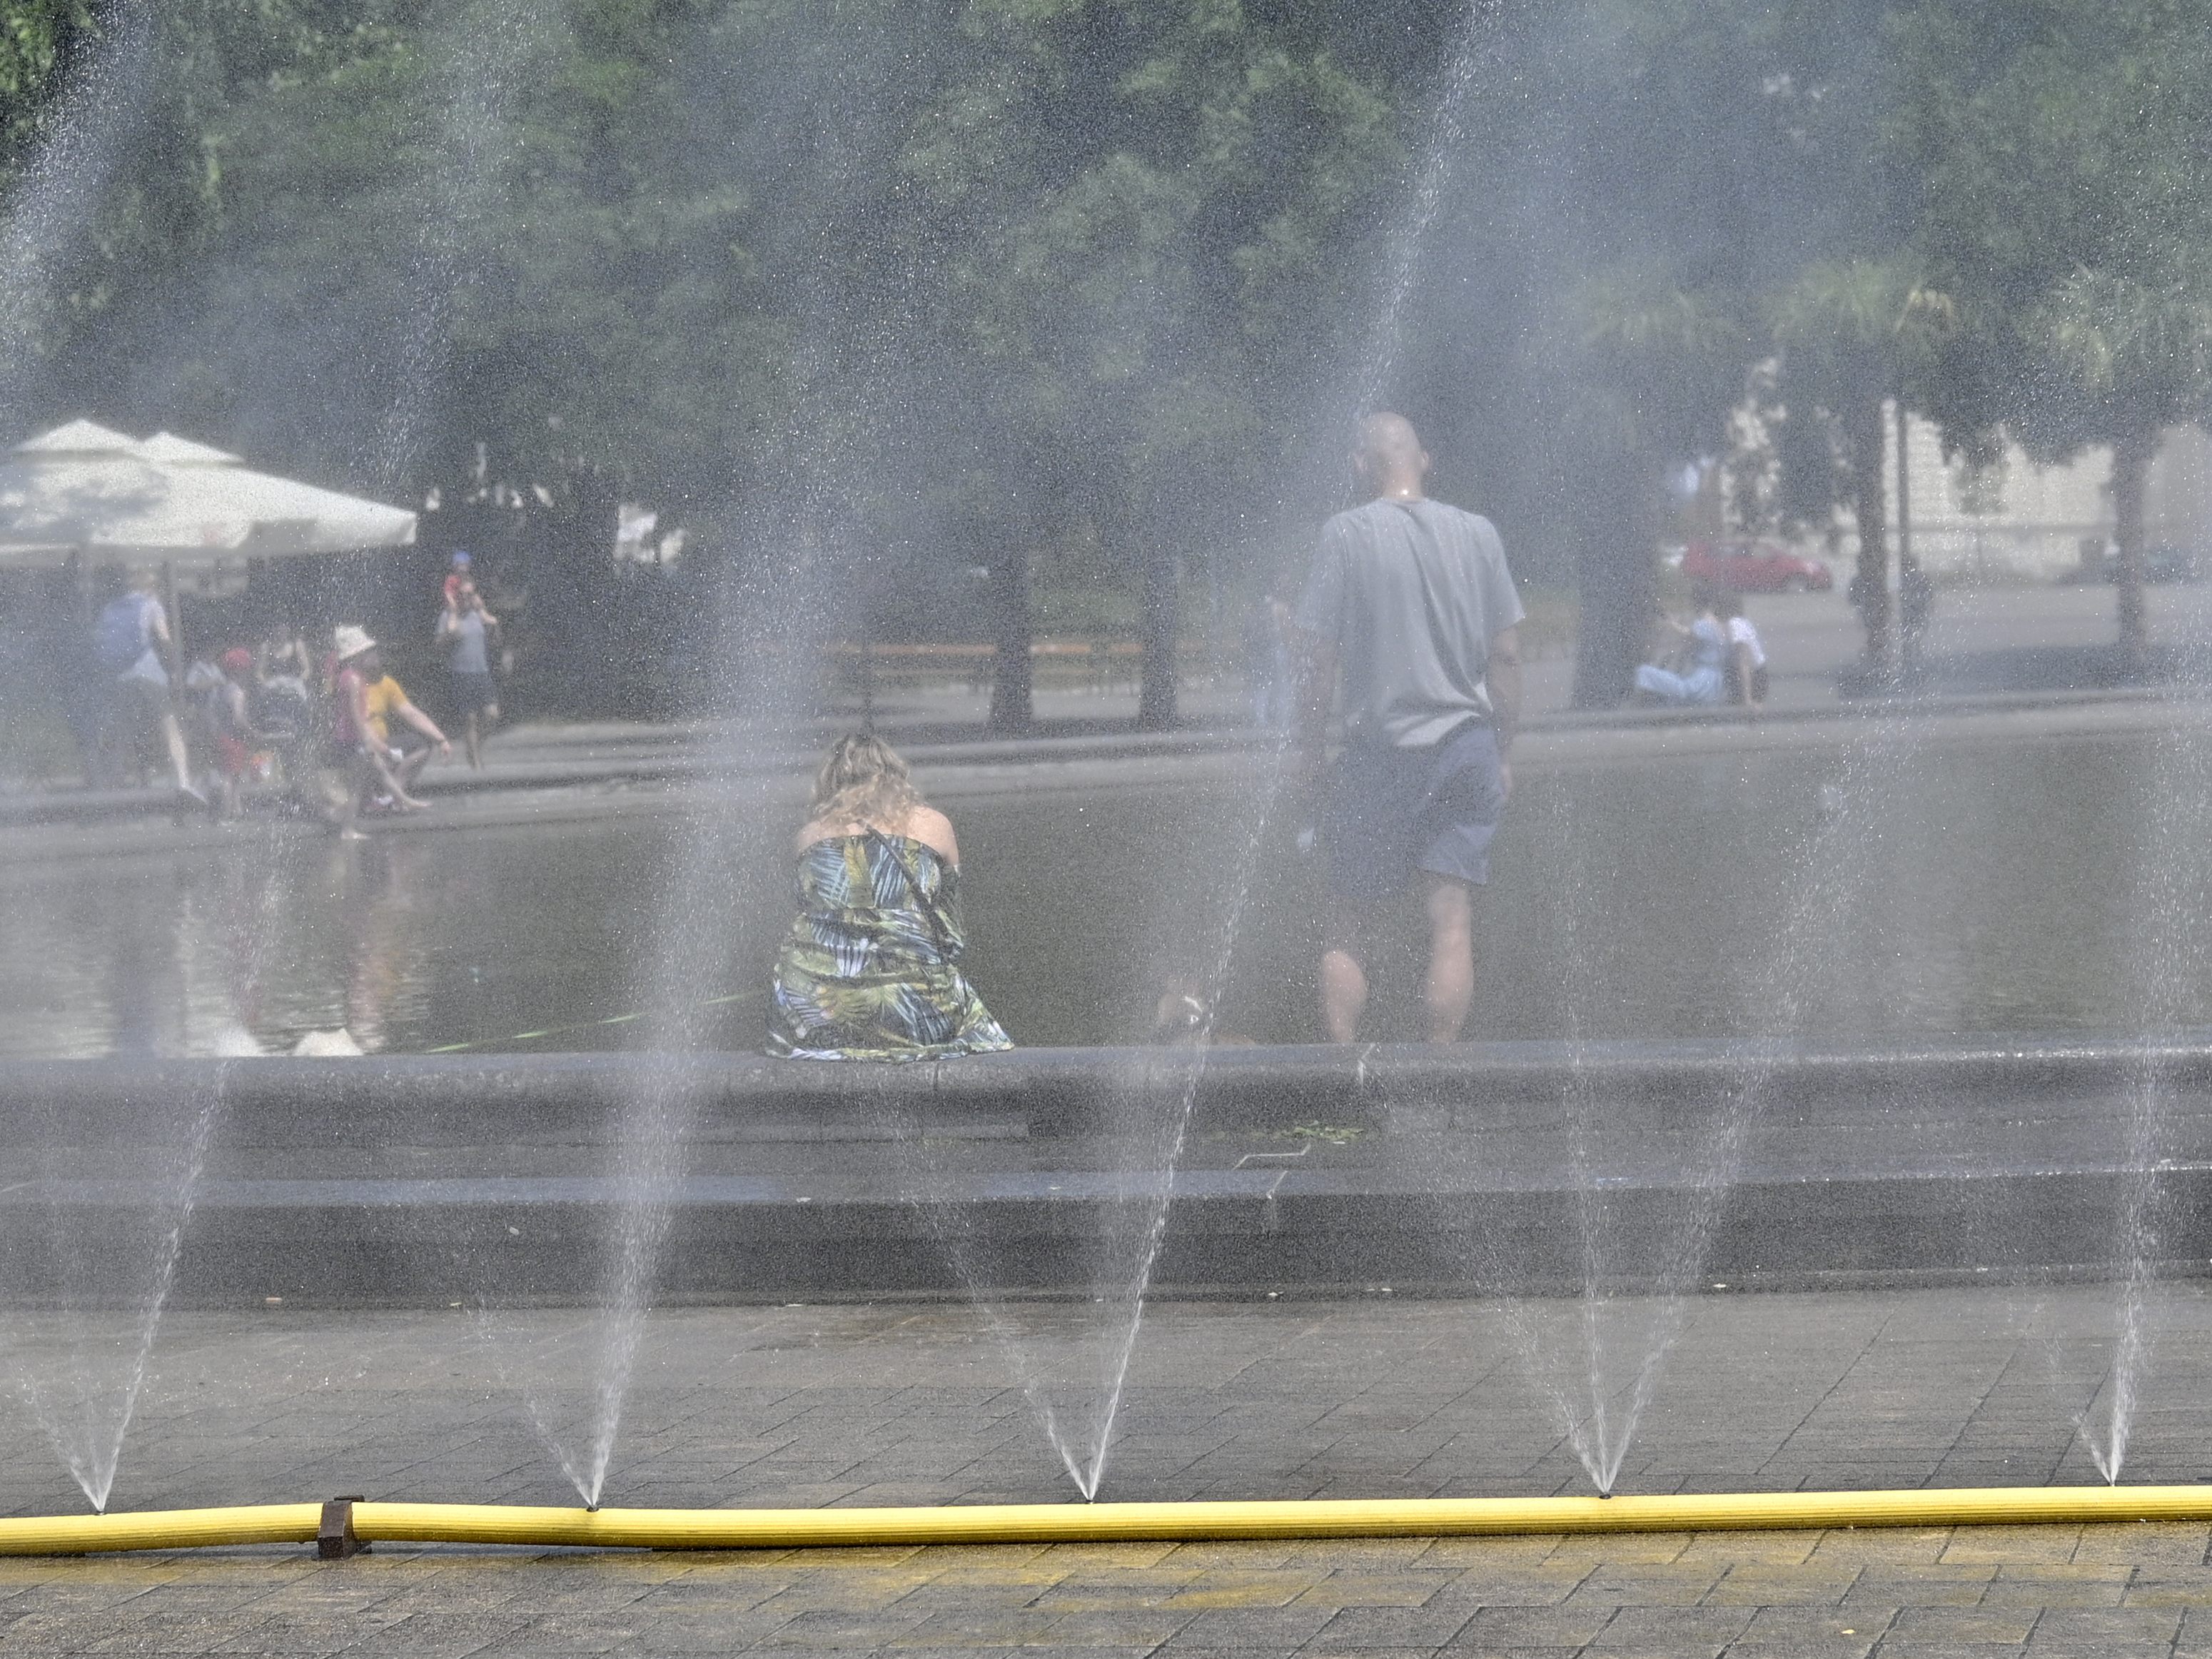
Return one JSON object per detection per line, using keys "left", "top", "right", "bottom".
{"left": 10, "top": 0, "right": 2212, "bottom": 712}
{"left": 1886, "top": 0, "right": 2212, "bottom": 661}
{"left": 0, "top": 0, "right": 96, "bottom": 173}
{"left": 1408, "top": 0, "right": 1904, "bottom": 700}
{"left": 805, "top": 0, "right": 1403, "bottom": 727}
{"left": 1769, "top": 260, "right": 1951, "bottom": 662}
{"left": 10, "top": 0, "right": 1407, "bottom": 724}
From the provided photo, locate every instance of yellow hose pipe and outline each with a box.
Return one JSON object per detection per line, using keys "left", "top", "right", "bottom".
{"left": 8, "top": 1486, "right": 2212, "bottom": 1556}
{"left": 0, "top": 1503, "right": 323, "bottom": 1555}
{"left": 347, "top": 1487, "right": 2212, "bottom": 1548}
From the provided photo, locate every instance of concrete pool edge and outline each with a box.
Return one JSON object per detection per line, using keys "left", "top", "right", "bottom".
{"left": 9, "top": 1029, "right": 2212, "bottom": 1115}
{"left": 5, "top": 1035, "right": 2208, "bottom": 1301}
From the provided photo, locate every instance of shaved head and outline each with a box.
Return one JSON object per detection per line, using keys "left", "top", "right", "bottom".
{"left": 1352, "top": 411, "right": 1430, "bottom": 499}
{"left": 1356, "top": 412, "right": 1423, "bottom": 468}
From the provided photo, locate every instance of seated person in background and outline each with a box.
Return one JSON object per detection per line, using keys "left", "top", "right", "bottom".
{"left": 330, "top": 626, "right": 450, "bottom": 818}
{"left": 1715, "top": 590, "right": 1768, "bottom": 712}
{"left": 360, "top": 645, "right": 449, "bottom": 808}
{"left": 203, "top": 647, "right": 265, "bottom": 818}
{"left": 767, "top": 733, "right": 1011, "bottom": 1060}
{"left": 251, "top": 637, "right": 314, "bottom": 745}
{"left": 1632, "top": 587, "right": 1727, "bottom": 706}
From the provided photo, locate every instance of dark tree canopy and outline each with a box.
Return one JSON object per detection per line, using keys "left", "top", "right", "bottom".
{"left": 4, "top": 0, "right": 2210, "bottom": 710}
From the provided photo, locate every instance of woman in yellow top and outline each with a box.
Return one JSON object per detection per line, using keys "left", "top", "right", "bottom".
{"left": 330, "top": 627, "right": 450, "bottom": 816}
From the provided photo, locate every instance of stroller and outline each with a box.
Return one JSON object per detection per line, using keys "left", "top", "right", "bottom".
{"left": 251, "top": 672, "right": 320, "bottom": 806}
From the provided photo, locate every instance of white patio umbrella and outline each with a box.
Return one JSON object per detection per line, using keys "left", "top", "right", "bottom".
{"left": 0, "top": 418, "right": 417, "bottom": 569}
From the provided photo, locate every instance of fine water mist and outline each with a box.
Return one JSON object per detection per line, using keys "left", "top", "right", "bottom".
{"left": 496, "top": 584, "right": 810, "bottom": 1508}
{"left": 2079, "top": 597, "right": 2212, "bottom": 1481}
{"left": 1380, "top": 699, "right": 1924, "bottom": 1495}
{"left": 0, "top": 2, "right": 158, "bottom": 418}
{"left": 369, "top": 0, "right": 556, "bottom": 488}
{"left": 870, "top": 0, "right": 1511, "bottom": 1501}
{"left": 2, "top": 1065, "right": 223, "bottom": 1513}
{"left": 9, "top": 0, "right": 2212, "bottom": 1546}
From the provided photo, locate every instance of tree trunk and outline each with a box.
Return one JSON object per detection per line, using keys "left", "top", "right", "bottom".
{"left": 1570, "top": 460, "right": 1656, "bottom": 707}
{"left": 1842, "top": 398, "right": 1890, "bottom": 669}
{"left": 986, "top": 545, "right": 1033, "bottom": 735}
{"left": 2111, "top": 425, "right": 2157, "bottom": 672}
{"left": 1137, "top": 539, "right": 1178, "bottom": 731}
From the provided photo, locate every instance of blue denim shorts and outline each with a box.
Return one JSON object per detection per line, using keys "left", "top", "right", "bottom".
{"left": 1321, "top": 724, "right": 1507, "bottom": 904}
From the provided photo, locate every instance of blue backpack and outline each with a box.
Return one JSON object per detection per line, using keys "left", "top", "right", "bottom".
{"left": 94, "top": 597, "right": 152, "bottom": 672}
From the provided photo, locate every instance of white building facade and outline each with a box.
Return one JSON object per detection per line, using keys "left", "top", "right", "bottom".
{"left": 1862, "top": 409, "right": 2212, "bottom": 583}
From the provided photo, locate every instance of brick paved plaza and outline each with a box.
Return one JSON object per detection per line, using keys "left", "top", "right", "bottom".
{"left": 5, "top": 1286, "right": 2212, "bottom": 1655}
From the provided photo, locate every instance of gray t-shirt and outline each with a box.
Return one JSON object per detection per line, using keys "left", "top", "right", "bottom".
{"left": 1295, "top": 496, "right": 1525, "bottom": 749}
{"left": 445, "top": 610, "right": 490, "bottom": 675}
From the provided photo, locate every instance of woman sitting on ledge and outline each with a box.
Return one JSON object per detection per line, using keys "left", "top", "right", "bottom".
{"left": 767, "top": 733, "right": 1012, "bottom": 1061}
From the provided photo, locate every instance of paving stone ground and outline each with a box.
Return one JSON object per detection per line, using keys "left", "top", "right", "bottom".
{"left": 6, "top": 1285, "right": 2212, "bottom": 1654}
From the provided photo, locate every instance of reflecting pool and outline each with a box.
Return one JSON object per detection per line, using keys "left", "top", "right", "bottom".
{"left": 0, "top": 728, "right": 2182, "bottom": 1058}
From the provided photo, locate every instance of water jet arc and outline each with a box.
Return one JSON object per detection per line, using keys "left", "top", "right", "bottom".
{"left": 6, "top": 1487, "right": 2212, "bottom": 1555}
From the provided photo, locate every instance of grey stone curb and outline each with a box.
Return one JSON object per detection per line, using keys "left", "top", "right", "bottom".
{"left": 3, "top": 680, "right": 2195, "bottom": 825}
{"left": 1, "top": 1035, "right": 2206, "bottom": 1303}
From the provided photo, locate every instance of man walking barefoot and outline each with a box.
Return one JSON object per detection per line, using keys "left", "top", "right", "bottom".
{"left": 1293, "top": 413, "right": 1523, "bottom": 1043}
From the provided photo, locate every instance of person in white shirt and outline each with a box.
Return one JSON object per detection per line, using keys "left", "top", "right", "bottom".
{"left": 1714, "top": 590, "right": 1768, "bottom": 712}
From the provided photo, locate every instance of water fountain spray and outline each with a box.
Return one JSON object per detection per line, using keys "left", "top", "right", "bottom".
{"left": 0, "top": 1, "right": 158, "bottom": 419}
{"left": 367, "top": 0, "right": 555, "bottom": 489}
{"left": 1034, "top": 0, "right": 1515, "bottom": 1502}
{"left": 2081, "top": 650, "right": 2212, "bottom": 1481}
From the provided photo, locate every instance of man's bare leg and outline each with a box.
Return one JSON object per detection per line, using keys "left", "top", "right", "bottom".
{"left": 1320, "top": 901, "right": 1371, "bottom": 1043}
{"left": 1421, "top": 873, "right": 1475, "bottom": 1042}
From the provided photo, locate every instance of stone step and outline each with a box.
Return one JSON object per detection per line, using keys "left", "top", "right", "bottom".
{"left": 1, "top": 1038, "right": 2205, "bottom": 1304}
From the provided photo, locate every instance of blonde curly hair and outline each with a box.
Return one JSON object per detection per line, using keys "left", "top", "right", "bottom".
{"left": 808, "top": 732, "right": 924, "bottom": 832}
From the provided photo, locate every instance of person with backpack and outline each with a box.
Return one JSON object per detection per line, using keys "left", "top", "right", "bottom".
{"left": 91, "top": 568, "right": 201, "bottom": 803}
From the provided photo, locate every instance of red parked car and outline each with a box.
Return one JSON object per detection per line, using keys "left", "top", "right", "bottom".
{"left": 1680, "top": 539, "right": 1834, "bottom": 594}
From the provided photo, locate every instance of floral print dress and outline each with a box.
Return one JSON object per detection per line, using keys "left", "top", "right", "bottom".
{"left": 766, "top": 832, "right": 1012, "bottom": 1060}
